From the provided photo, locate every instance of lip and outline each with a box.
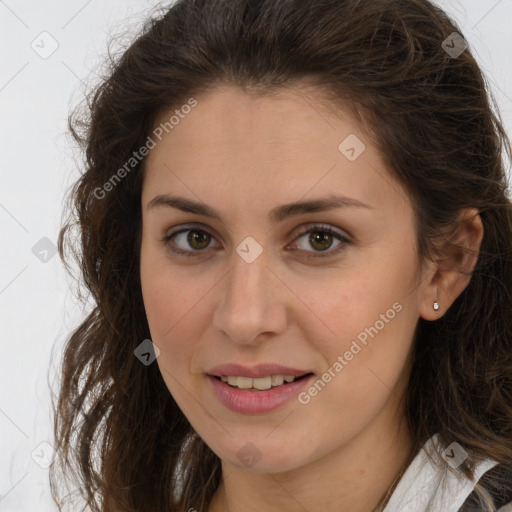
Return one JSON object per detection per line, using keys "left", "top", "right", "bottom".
{"left": 207, "top": 362, "right": 312, "bottom": 379}
{"left": 207, "top": 373, "right": 315, "bottom": 414}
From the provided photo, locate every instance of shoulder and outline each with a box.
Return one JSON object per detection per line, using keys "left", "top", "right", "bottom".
{"left": 458, "top": 462, "right": 512, "bottom": 512}
{"left": 384, "top": 436, "right": 512, "bottom": 512}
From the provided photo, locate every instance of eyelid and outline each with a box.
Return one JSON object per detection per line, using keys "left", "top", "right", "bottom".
{"left": 160, "top": 223, "right": 221, "bottom": 256}
{"left": 161, "top": 222, "right": 352, "bottom": 258}
{"left": 290, "top": 222, "right": 351, "bottom": 242}
{"left": 286, "top": 223, "right": 351, "bottom": 258}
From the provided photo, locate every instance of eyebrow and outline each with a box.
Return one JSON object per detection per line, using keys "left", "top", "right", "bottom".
{"left": 146, "top": 194, "right": 373, "bottom": 223}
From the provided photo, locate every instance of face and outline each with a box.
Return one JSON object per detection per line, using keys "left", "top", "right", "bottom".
{"left": 139, "top": 85, "right": 429, "bottom": 473}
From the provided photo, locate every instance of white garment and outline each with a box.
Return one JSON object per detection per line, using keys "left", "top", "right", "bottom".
{"left": 383, "top": 434, "right": 509, "bottom": 512}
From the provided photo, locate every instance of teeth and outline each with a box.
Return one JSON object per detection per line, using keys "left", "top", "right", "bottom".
{"left": 235, "top": 376, "right": 253, "bottom": 389}
{"left": 219, "top": 374, "right": 303, "bottom": 390}
{"left": 271, "top": 375, "right": 285, "bottom": 386}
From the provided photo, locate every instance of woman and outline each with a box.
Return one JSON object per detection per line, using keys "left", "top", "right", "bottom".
{"left": 51, "top": 0, "right": 512, "bottom": 511}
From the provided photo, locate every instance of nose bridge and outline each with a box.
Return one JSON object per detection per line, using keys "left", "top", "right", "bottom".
{"left": 212, "top": 247, "right": 286, "bottom": 344}
{"left": 231, "top": 249, "right": 269, "bottom": 302}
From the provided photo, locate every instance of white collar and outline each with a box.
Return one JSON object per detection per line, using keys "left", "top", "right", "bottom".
{"left": 383, "top": 434, "right": 499, "bottom": 512}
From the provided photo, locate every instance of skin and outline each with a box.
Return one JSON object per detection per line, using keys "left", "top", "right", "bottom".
{"left": 139, "top": 84, "right": 484, "bottom": 512}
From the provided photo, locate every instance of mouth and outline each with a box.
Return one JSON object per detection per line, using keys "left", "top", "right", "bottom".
{"left": 207, "top": 372, "right": 315, "bottom": 414}
{"left": 210, "top": 373, "right": 314, "bottom": 392}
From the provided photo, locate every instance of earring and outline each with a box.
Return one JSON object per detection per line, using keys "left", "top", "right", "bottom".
{"left": 433, "top": 301, "right": 439, "bottom": 311}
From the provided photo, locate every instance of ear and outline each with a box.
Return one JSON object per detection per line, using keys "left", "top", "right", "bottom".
{"left": 419, "top": 208, "right": 484, "bottom": 321}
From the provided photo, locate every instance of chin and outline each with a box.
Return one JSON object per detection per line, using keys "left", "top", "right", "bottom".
{"left": 210, "top": 437, "right": 312, "bottom": 474}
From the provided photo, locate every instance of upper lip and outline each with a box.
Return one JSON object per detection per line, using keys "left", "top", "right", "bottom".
{"left": 207, "top": 363, "right": 313, "bottom": 379}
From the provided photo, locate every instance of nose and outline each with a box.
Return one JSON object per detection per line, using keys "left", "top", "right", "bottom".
{"left": 211, "top": 248, "right": 288, "bottom": 345}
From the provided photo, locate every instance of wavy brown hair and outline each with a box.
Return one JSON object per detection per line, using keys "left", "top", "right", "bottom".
{"left": 51, "top": 0, "right": 512, "bottom": 511}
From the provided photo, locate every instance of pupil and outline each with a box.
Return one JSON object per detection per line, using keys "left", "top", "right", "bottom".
{"left": 310, "top": 231, "right": 331, "bottom": 251}
{"left": 188, "top": 230, "right": 209, "bottom": 249}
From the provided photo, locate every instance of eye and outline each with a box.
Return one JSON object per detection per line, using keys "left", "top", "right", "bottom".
{"left": 288, "top": 223, "right": 351, "bottom": 258}
{"left": 160, "top": 223, "right": 351, "bottom": 259}
{"left": 160, "top": 225, "right": 220, "bottom": 257}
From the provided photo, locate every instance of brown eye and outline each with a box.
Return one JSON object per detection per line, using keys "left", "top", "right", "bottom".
{"left": 162, "top": 226, "right": 220, "bottom": 256}
{"left": 187, "top": 230, "right": 210, "bottom": 249}
{"left": 308, "top": 231, "right": 334, "bottom": 251}
{"left": 289, "top": 223, "right": 352, "bottom": 259}
{"left": 162, "top": 223, "right": 351, "bottom": 259}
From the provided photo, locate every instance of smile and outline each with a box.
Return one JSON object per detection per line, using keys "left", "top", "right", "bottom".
{"left": 207, "top": 373, "right": 315, "bottom": 414}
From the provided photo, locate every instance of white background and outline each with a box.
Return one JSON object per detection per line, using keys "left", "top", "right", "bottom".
{"left": 1, "top": 1, "right": 511, "bottom": 510}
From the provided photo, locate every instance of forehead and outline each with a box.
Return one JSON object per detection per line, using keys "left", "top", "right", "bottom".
{"left": 148, "top": 85, "right": 361, "bottom": 164}
{"left": 142, "top": 85, "right": 411, "bottom": 222}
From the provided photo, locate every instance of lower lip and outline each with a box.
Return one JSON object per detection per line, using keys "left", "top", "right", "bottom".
{"left": 207, "top": 374, "right": 314, "bottom": 414}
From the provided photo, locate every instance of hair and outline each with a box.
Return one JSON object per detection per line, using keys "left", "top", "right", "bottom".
{"left": 51, "top": 0, "right": 512, "bottom": 511}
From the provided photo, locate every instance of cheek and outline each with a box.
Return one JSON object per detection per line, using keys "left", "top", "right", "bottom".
{"left": 140, "top": 273, "right": 196, "bottom": 403}
{"left": 139, "top": 246, "right": 216, "bottom": 395}
{"left": 295, "top": 282, "right": 416, "bottom": 446}
{"left": 299, "top": 260, "right": 412, "bottom": 349}
{"left": 140, "top": 241, "right": 197, "bottom": 339}
{"left": 295, "top": 248, "right": 418, "bottom": 393}
{"left": 140, "top": 247, "right": 188, "bottom": 373}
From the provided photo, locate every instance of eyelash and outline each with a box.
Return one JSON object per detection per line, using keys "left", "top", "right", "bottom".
{"left": 160, "top": 223, "right": 352, "bottom": 260}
